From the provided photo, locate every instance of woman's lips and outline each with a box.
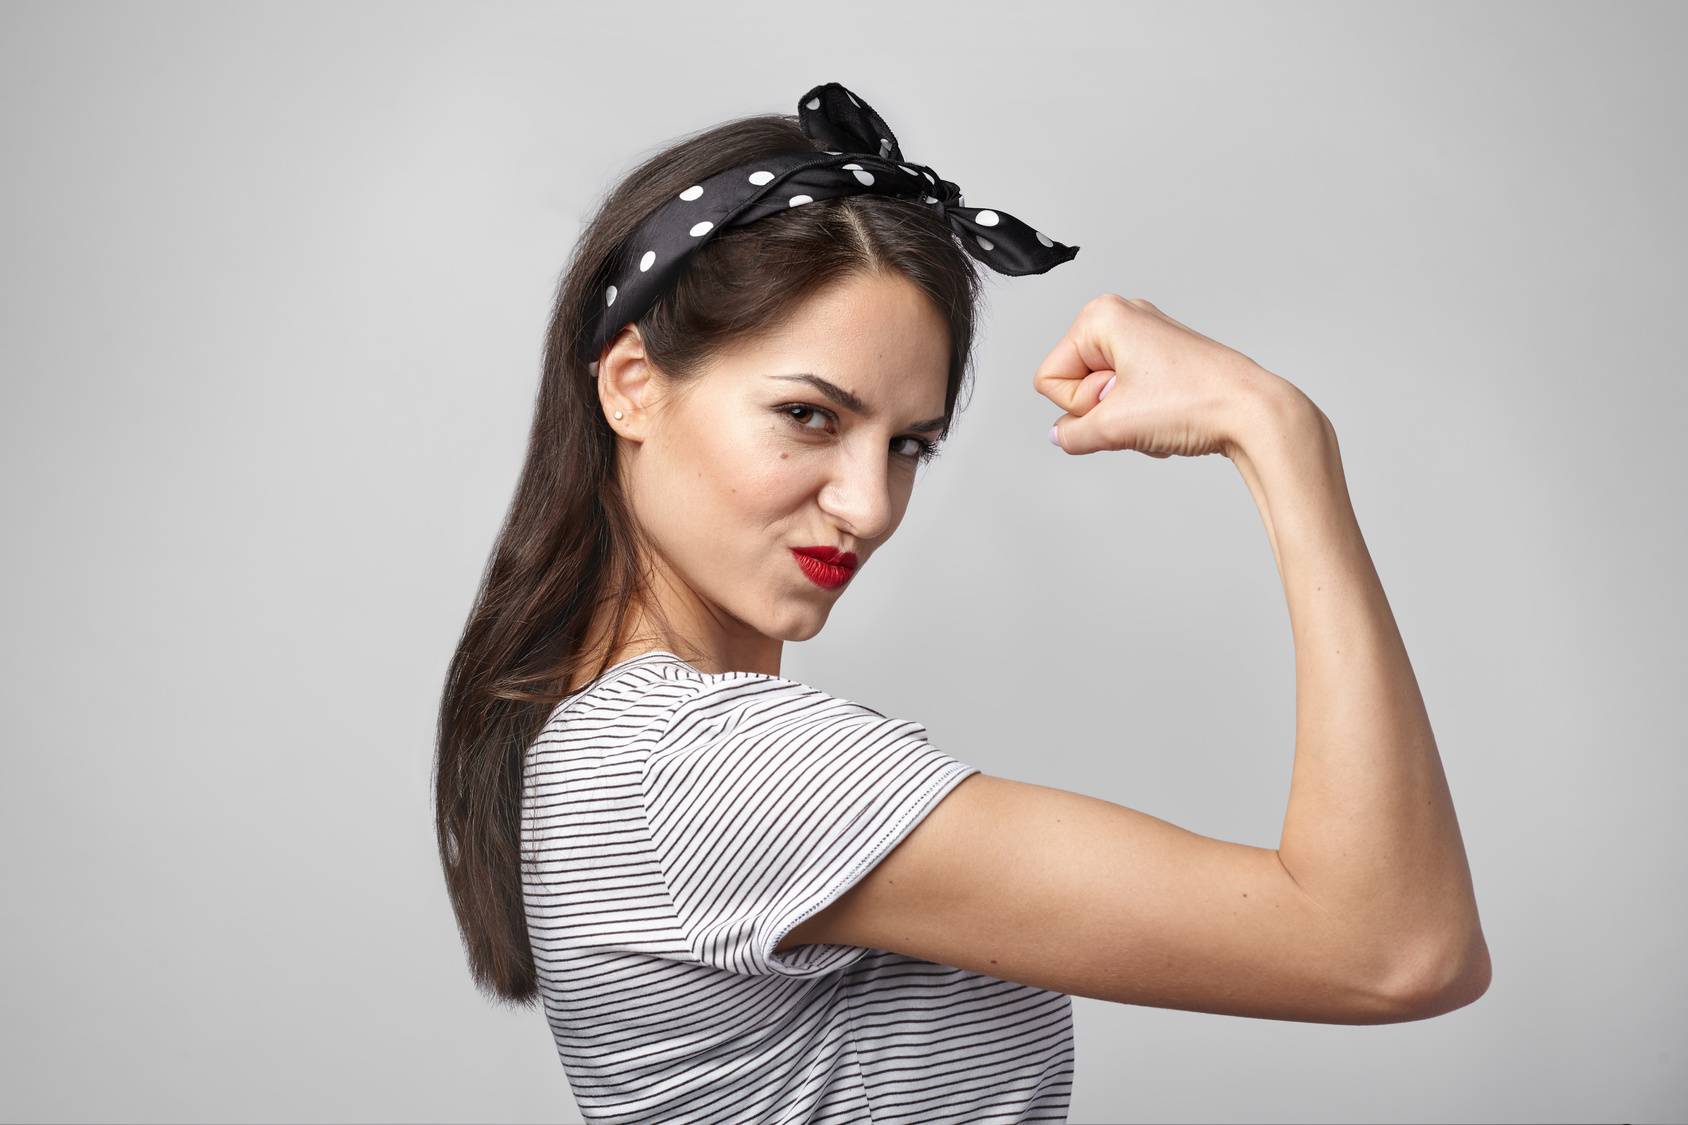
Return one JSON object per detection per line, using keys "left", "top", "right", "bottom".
{"left": 791, "top": 548, "right": 855, "bottom": 589}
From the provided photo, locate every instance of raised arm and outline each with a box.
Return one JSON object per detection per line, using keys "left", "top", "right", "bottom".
{"left": 1230, "top": 386, "right": 1491, "bottom": 1011}
{"left": 779, "top": 294, "right": 1491, "bottom": 1024}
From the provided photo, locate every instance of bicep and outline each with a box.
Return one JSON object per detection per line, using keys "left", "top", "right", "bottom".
{"left": 777, "top": 772, "right": 1422, "bottom": 1024}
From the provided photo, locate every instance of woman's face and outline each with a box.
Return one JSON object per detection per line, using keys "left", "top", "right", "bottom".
{"left": 596, "top": 270, "right": 951, "bottom": 667}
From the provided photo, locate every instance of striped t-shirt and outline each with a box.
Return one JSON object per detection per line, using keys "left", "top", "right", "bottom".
{"left": 520, "top": 648, "right": 1075, "bottom": 1123}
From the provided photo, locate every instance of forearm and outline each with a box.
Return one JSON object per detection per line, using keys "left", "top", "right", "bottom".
{"left": 1227, "top": 380, "right": 1487, "bottom": 982}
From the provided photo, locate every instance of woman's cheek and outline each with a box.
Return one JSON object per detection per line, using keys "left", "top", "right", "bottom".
{"left": 735, "top": 453, "right": 807, "bottom": 515}
{"left": 726, "top": 424, "right": 811, "bottom": 505}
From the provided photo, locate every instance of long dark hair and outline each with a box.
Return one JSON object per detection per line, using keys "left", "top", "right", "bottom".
{"left": 434, "top": 109, "right": 985, "bottom": 1003}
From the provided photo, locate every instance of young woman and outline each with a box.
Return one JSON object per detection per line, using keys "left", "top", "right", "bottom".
{"left": 434, "top": 82, "right": 1490, "bottom": 1123}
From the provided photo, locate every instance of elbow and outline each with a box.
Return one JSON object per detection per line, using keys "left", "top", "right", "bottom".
{"left": 1387, "top": 928, "right": 1493, "bottom": 1021}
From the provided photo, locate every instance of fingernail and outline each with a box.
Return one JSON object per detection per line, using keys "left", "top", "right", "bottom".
{"left": 1048, "top": 423, "right": 1060, "bottom": 447}
{"left": 1099, "top": 374, "right": 1117, "bottom": 401}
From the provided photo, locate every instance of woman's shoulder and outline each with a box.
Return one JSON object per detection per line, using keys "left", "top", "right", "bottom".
{"left": 651, "top": 657, "right": 913, "bottom": 747}
{"left": 547, "top": 648, "right": 903, "bottom": 742}
{"left": 636, "top": 662, "right": 969, "bottom": 815}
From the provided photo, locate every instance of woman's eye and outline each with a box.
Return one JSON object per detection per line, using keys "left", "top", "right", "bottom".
{"left": 892, "top": 436, "right": 931, "bottom": 459}
{"left": 783, "top": 404, "right": 829, "bottom": 431}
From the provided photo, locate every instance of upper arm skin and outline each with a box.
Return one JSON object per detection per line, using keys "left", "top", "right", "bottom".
{"left": 776, "top": 773, "right": 1466, "bottom": 1025}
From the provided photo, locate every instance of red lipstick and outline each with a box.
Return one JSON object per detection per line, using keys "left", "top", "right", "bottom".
{"left": 790, "top": 546, "right": 858, "bottom": 590}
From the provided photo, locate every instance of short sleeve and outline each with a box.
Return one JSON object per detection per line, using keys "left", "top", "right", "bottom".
{"left": 639, "top": 674, "right": 979, "bottom": 979}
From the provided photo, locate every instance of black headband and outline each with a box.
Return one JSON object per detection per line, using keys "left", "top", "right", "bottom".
{"left": 583, "top": 80, "right": 1081, "bottom": 371}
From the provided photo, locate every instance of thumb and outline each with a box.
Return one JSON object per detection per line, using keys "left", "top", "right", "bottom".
{"left": 1048, "top": 371, "right": 1116, "bottom": 455}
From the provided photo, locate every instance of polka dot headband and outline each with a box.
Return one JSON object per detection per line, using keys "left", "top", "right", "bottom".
{"left": 582, "top": 80, "right": 1081, "bottom": 371}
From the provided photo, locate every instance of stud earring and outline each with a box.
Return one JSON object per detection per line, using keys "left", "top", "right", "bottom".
{"left": 613, "top": 410, "right": 623, "bottom": 419}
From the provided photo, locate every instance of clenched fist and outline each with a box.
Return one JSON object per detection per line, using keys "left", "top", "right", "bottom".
{"left": 1034, "top": 294, "right": 1310, "bottom": 460}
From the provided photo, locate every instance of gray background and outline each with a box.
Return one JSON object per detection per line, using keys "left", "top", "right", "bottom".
{"left": 2, "top": 1, "right": 1681, "bottom": 1121}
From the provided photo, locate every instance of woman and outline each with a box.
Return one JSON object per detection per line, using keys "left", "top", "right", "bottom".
{"left": 434, "top": 82, "right": 1490, "bottom": 1123}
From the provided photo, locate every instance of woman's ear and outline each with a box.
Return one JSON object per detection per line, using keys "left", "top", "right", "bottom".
{"left": 597, "top": 327, "right": 658, "bottom": 440}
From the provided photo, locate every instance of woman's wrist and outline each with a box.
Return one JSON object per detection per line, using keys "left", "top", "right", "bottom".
{"left": 1220, "top": 368, "right": 1348, "bottom": 576}
{"left": 1222, "top": 366, "right": 1336, "bottom": 474}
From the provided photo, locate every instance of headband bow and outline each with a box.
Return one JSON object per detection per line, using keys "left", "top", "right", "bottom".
{"left": 583, "top": 81, "right": 1080, "bottom": 368}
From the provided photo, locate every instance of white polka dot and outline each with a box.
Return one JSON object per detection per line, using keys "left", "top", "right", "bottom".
{"left": 976, "top": 235, "right": 994, "bottom": 251}
{"left": 639, "top": 250, "right": 655, "bottom": 271}
{"left": 688, "top": 220, "right": 713, "bottom": 237}
{"left": 605, "top": 284, "right": 617, "bottom": 305}
{"left": 976, "top": 210, "right": 999, "bottom": 227}
{"left": 846, "top": 91, "right": 860, "bottom": 107}
{"left": 679, "top": 185, "right": 703, "bottom": 201}
{"left": 898, "top": 164, "right": 917, "bottom": 176}
{"left": 921, "top": 170, "right": 934, "bottom": 183}
{"left": 825, "top": 150, "right": 841, "bottom": 155}
{"left": 806, "top": 96, "right": 820, "bottom": 110}
{"left": 748, "top": 170, "right": 774, "bottom": 185}
{"left": 878, "top": 137, "right": 892, "bottom": 156}
{"left": 957, "top": 193, "right": 966, "bottom": 207}
{"left": 922, "top": 194, "right": 938, "bottom": 204}
{"left": 788, "top": 194, "right": 813, "bottom": 206}
{"left": 1035, "top": 230, "right": 1053, "bottom": 247}
{"left": 841, "top": 163, "right": 874, "bottom": 185}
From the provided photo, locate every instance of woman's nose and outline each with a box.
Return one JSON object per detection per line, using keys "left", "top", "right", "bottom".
{"left": 818, "top": 453, "right": 894, "bottom": 542}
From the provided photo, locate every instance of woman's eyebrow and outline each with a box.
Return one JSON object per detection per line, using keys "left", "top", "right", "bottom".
{"left": 768, "top": 373, "right": 948, "bottom": 433}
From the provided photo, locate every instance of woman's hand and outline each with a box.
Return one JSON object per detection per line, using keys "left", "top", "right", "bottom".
{"left": 1034, "top": 294, "right": 1309, "bottom": 459}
